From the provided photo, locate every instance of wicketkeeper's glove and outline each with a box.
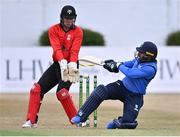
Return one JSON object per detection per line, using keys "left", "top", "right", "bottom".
{"left": 103, "top": 59, "right": 122, "bottom": 73}
{"left": 67, "top": 62, "right": 79, "bottom": 83}
{"left": 58, "top": 59, "right": 69, "bottom": 82}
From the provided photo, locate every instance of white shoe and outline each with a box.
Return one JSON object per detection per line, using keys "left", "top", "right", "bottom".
{"left": 22, "top": 120, "right": 37, "bottom": 128}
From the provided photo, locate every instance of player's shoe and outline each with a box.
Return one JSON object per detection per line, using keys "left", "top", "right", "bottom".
{"left": 106, "top": 120, "right": 117, "bottom": 129}
{"left": 106, "top": 119, "right": 138, "bottom": 129}
{"left": 22, "top": 120, "right": 37, "bottom": 128}
{"left": 71, "top": 116, "right": 88, "bottom": 127}
{"left": 71, "top": 115, "right": 81, "bottom": 124}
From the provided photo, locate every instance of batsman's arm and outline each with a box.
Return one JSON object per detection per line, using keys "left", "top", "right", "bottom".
{"left": 119, "top": 65, "right": 155, "bottom": 79}
{"left": 123, "top": 59, "right": 136, "bottom": 68}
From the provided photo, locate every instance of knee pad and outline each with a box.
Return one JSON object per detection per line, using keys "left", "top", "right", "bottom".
{"left": 56, "top": 88, "right": 77, "bottom": 122}
{"left": 31, "top": 83, "right": 41, "bottom": 92}
{"left": 56, "top": 88, "right": 70, "bottom": 101}
{"left": 30, "top": 83, "right": 41, "bottom": 103}
{"left": 113, "top": 118, "right": 138, "bottom": 129}
{"left": 92, "top": 84, "right": 108, "bottom": 100}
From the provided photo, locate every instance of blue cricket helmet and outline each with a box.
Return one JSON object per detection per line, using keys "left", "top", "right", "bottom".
{"left": 136, "top": 41, "right": 158, "bottom": 59}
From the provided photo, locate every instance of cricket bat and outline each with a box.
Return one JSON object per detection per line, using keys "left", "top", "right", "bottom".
{"left": 79, "top": 56, "right": 105, "bottom": 66}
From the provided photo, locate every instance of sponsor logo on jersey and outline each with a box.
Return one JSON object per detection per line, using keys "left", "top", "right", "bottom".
{"left": 67, "top": 34, "right": 71, "bottom": 40}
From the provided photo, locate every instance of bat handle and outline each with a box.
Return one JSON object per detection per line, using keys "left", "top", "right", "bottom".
{"left": 100, "top": 60, "right": 105, "bottom": 66}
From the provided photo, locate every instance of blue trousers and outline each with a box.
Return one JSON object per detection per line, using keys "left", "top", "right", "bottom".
{"left": 78, "top": 80, "right": 144, "bottom": 123}
{"left": 105, "top": 80, "right": 144, "bottom": 122}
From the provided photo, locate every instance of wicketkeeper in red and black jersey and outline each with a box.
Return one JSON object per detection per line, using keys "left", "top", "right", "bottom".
{"left": 22, "top": 5, "right": 83, "bottom": 128}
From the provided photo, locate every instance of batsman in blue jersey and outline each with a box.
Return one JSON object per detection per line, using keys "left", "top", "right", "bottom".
{"left": 71, "top": 41, "right": 158, "bottom": 129}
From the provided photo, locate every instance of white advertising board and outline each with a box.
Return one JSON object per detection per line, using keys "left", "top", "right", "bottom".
{"left": 0, "top": 47, "right": 180, "bottom": 93}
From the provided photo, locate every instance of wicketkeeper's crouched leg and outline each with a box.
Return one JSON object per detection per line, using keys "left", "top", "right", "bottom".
{"left": 22, "top": 83, "right": 42, "bottom": 128}
{"left": 56, "top": 88, "right": 77, "bottom": 124}
{"left": 26, "top": 83, "right": 42, "bottom": 123}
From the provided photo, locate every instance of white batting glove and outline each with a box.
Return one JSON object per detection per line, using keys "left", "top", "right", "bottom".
{"left": 58, "top": 59, "right": 68, "bottom": 81}
{"left": 68, "top": 62, "right": 79, "bottom": 83}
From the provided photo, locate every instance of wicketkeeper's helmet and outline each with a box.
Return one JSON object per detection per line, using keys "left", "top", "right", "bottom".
{"left": 60, "top": 5, "right": 77, "bottom": 20}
